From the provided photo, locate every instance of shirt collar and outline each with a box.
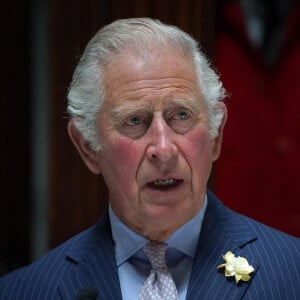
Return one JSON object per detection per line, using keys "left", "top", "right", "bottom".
{"left": 109, "top": 195, "right": 208, "bottom": 267}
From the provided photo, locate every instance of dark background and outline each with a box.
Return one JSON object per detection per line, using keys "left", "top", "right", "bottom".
{"left": 1, "top": 0, "right": 299, "bottom": 275}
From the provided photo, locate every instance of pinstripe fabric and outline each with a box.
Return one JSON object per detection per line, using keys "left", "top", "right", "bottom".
{"left": 0, "top": 214, "right": 122, "bottom": 300}
{"left": 0, "top": 191, "right": 299, "bottom": 299}
{"left": 187, "top": 191, "right": 300, "bottom": 299}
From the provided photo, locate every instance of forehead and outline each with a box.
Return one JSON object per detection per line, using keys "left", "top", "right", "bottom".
{"left": 101, "top": 48, "right": 202, "bottom": 111}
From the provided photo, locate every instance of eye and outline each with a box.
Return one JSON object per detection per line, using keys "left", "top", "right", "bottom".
{"left": 118, "top": 114, "right": 151, "bottom": 139}
{"left": 173, "top": 110, "right": 189, "bottom": 120}
{"left": 168, "top": 108, "right": 195, "bottom": 134}
{"left": 125, "top": 116, "right": 142, "bottom": 126}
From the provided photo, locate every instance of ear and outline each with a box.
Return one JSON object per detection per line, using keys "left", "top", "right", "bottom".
{"left": 67, "top": 119, "right": 101, "bottom": 174}
{"left": 212, "top": 102, "right": 228, "bottom": 161}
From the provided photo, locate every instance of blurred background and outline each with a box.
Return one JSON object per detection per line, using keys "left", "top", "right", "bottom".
{"left": 1, "top": 0, "right": 299, "bottom": 275}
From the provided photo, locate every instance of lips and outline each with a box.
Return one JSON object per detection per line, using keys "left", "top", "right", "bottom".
{"left": 147, "top": 178, "right": 183, "bottom": 189}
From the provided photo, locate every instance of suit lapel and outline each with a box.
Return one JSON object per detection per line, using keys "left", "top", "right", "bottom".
{"left": 58, "top": 213, "right": 123, "bottom": 300}
{"left": 56, "top": 193, "right": 260, "bottom": 299}
{"left": 187, "top": 191, "right": 259, "bottom": 300}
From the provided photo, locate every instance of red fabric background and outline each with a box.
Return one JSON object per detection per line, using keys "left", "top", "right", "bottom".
{"left": 213, "top": 1, "right": 300, "bottom": 237}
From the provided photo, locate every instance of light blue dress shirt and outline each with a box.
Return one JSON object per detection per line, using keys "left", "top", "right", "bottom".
{"left": 109, "top": 195, "right": 208, "bottom": 300}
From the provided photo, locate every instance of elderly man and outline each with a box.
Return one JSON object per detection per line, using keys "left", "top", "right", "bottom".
{"left": 0, "top": 18, "right": 299, "bottom": 300}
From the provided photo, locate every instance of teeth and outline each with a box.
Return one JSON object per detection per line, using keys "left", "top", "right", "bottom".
{"left": 153, "top": 179, "right": 177, "bottom": 187}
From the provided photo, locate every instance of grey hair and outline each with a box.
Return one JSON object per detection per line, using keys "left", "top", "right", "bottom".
{"left": 67, "top": 18, "right": 226, "bottom": 151}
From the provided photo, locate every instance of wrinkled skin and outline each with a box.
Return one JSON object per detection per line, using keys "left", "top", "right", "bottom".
{"left": 68, "top": 49, "right": 227, "bottom": 241}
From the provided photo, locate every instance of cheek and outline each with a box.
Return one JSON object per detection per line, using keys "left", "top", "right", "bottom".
{"left": 112, "top": 138, "right": 141, "bottom": 163}
{"left": 183, "top": 127, "right": 214, "bottom": 172}
{"left": 102, "top": 137, "right": 142, "bottom": 185}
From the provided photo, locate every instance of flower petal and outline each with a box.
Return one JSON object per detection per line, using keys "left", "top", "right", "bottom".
{"left": 217, "top": 251, "right": 255, "bottom": 284}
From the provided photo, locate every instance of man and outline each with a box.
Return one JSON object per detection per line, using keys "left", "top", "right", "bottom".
{"left": 0, "top": 18, "right": 299, "bottom": 299}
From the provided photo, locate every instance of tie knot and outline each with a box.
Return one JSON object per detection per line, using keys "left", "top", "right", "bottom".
{"left": 143, "top": 242, "right": 168, "bottom": 269}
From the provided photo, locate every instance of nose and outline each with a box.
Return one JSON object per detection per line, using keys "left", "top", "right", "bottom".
{"left": 146, "top": 115, "right": 178, "bottom": 162}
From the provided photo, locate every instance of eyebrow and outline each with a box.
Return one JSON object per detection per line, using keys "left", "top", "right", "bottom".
{"left": 110, "top": 96, "right": 201, "bottom": 120}
{"left": 110, "top": 102, "right": 153, "bottom": 119}
{"left": 169, "top": 97, "right": 201, "bottom": 113}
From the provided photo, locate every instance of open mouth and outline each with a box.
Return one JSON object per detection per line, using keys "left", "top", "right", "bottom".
{"left": 147, "top": 178, "right": 183, "bottom": 190}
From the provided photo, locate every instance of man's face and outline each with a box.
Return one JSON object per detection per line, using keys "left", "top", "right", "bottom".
{"left": 82, "top": 49, "right": 225, "bottom": 241}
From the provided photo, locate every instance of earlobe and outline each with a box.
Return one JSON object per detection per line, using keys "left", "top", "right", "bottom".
{"left": 67, "top": 119, "right": 102, "bottom": 174}
{"left": 212, "top": 102, "right": 228, "bottom": 161}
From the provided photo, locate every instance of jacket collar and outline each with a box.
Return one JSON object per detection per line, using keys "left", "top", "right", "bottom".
{"left": 58, "top": 191, "right": 260, "bottom": 299}
{"left": 59, "top": 213, "right": 123, "bottom": 300}
{"left": 187, "top": 191, "right": 259, "bottom": 299}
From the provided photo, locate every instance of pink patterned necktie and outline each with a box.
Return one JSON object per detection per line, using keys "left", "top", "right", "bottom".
{"left": 139, "top": 242, "right": 179, "bottom": 300}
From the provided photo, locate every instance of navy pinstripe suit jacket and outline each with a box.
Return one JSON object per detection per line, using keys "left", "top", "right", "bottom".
{"left": 1, "top": 191, "right": 299, "bottom": 299}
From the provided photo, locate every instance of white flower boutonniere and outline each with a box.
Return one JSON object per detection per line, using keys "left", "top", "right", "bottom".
{"left": 217, "top": 251, "right": 255, "bottom": 284}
